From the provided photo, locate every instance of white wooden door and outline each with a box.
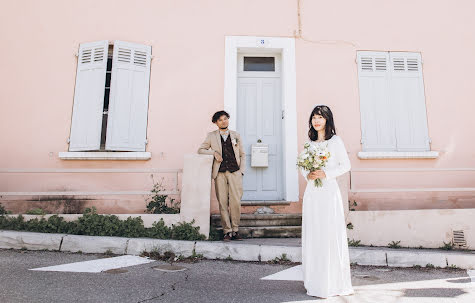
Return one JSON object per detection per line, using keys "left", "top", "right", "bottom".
{"left": 237, "top": 77, "right": 283, "bottom": 200}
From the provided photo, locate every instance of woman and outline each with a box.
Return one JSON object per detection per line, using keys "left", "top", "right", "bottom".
{"left": 299, "top": 105, "right": 354, "bottom": 298}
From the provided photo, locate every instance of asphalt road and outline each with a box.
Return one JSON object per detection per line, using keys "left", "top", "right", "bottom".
{"left": 0, "top": 249, "right": 473, "bottom": 303}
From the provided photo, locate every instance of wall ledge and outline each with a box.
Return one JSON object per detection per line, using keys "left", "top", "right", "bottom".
{"left": 58, "top": 152, "right": 151, "bottom": 160}
{"left": 357, "top": 151, "right": 439, "bottom": 159}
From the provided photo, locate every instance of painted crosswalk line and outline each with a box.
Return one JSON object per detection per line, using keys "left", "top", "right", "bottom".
{"left": 30, "top": 255, "right": 154, "bottom": 273}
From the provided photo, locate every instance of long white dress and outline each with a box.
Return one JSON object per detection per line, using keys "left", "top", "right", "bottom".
{"left": 299, "top": 135, "right": 354, "bottom": 298}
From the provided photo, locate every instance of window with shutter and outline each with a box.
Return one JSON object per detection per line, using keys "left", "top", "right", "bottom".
{"left": 389, "top": 52, "right": 430, "bottom": 151}
{"left": 105, "top": 41, "right": 152, "bottom": 152}
{"left": 68, "top": 40, "right": 151, "bottom": 153}
{"left": 69, "top": 40, "right": 108, "bottom": 151}
{"left": 357, "top": 52, "right": 396, "bottom": 151}
{"left": 357, "top": 51, "right": 430, "bottom": 152}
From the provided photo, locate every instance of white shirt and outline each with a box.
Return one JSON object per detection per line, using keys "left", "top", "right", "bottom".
{"left": 220, "top": 129, "right": 229, "bottom": 141}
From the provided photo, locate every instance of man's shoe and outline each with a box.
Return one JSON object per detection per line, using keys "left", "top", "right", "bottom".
{"left": 231, "top": 232, "right": 243, "bottom": 241}
{"left": 223, "top": 233, "right": 232, "bottom": 242}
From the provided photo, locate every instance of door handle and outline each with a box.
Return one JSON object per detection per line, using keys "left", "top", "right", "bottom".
{"left": 257, "top": 139, "right": 262, "bottom": 143}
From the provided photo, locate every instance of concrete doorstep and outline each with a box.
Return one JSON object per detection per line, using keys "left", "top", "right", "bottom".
{"left": 1, "top": 230, "right": 474, "bottom": 269}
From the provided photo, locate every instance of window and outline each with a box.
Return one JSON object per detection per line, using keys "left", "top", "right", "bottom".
{"left": 243, "top": 56, "right": 275, "bottom": 71}
{"left": 69, "top": 40, "right": 152, "bottom": 152}
{"left": 357, "top": 51, "right": 430, "bottom": 152}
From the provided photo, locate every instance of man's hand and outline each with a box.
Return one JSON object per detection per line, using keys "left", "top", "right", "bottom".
{"left": 307, "top": 170, "right": 326, "bottom": 180}
{"left": 214, "top": 152, "right": 223, "bottom": 162}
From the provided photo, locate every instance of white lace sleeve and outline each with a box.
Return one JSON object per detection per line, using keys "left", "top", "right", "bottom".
{"left": 300, "top": 166, "right": 310, "bottom": 182}
{"left": 322, "top": 136, "right": 351, "bottom": 179}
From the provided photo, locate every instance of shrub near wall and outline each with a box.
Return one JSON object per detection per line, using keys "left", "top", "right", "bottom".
{"left": 0, "top": 207, "right": 205, "bottom": 241}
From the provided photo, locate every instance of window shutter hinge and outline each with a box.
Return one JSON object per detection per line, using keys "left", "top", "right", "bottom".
{"left": 74, "top": 52, "right": 78, "bottom": 57}
{"left": 428, "top": 138, "right": 432, "bottom": 143}
{"left": 67, "top": 138, "right": 70, "bottom": 144}
{"left": 145, "top": 139, "right": 148, "bottom": 144}
{"left": 360, "top": 138, "right": 364, "bottom": 144}
{"left": 281, "top": 110, "right": 285, "bottom": 119}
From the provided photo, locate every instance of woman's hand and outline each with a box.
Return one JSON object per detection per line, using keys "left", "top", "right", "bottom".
{"left": 307, "top": 170, "right": 326, "bottom": 180}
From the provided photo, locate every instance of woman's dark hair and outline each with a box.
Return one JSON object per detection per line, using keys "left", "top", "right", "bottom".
{"left": 308, "top": 105, "right": 336, "bottom": 141}
{"left": 212, "top": 110, "right": 230, "bottom": 123}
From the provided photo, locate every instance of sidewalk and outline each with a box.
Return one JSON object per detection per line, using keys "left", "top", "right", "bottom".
{"left": 1, "top": 230, "right": 474, "bottom": 269}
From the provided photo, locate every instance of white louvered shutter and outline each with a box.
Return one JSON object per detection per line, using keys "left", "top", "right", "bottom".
{"left": 69, "top": 40, "right": 108, "bottom": 151}
{"left": 389, "top": 52, "right": 430, "bottom": 151}
{"left": 357, "top": 51, "right": 396, "bottom": 151}
{"left": 105, "top": 41, "right": 151, "bottom": 151}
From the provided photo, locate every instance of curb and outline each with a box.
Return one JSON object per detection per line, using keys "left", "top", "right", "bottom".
{"left": 1, "top": 231, "right": 474, "bottom": 269}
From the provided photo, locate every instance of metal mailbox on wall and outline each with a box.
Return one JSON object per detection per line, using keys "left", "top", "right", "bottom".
{"left": 251, "top": 144, "right": 269, "bottom": 167}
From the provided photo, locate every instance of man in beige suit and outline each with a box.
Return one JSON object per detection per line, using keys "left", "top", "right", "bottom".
{"left": 198, "top": 111, "right": 245, "bottom": 242}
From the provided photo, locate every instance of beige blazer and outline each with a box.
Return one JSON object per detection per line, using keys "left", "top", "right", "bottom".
{"left": 197, "top": 130, "right": 246, "bottom": 179}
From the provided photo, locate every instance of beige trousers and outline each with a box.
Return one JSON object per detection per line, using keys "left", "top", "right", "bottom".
{"left": 215, "top": 170, "right": 243, "bottom": 234}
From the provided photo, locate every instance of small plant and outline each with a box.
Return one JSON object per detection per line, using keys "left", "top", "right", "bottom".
{"left": 145, "top": 177, "right": 180, "bottom": 214}
{"left": 268, "top": 253, "right": 292, "bottom": 265}
{"left": 104, "top": 249, "right": 114, "bottom": 256}
{"left": 170, "top": 220, "right": 206, "bottom": 241}
{"left": 413, "top": 265, "right": 422, "bottom": 269}
{"left": 350, "top": 262, "right": 358, "bottom": 266}
{"left": 141, "top": 248, "right": 177, "bottom": 264}
{"left": 0, "top": 203, "right": 7, "bottom": 215}
{"left": 225, "top": 255, "right": 233, "bottom": 261}
{"left": 388, "top": 241, "right": 401, "bottom": 249}
{"left": 348, "top": 239, "right": 361, "bottom": 247}
{"left": 440, "top": 241, "right": 454, "bottom": 251}
{"left": 425, "top": 263, "right": 435, "bottom": 269}
{"left": 26, "top": 208, "right": 47, "bottom": 216}
{"left": 349, "top": 200, "right": 358, "bottom": 211}
{"left": 447, "top": 264, "right": 459, "bottom": 270}
{"left": 189, "top": 249, "right": 204, "bottom": 263}
{"left": 346, "top": 223, "right": 354, "bottom": 230}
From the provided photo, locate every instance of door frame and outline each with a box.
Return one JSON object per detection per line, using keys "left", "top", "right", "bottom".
{"left": 224, "top": 36, "right": 298, "bottom": 202}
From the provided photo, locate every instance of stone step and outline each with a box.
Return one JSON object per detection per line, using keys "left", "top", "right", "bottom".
{"left": 214, "top": 226, "right": 301, "bottom": 238}
{"left": 240, "top": 200, "right": 291, "bottom": 206}
{"left": 211, "top": 213, "right": 302, "bottom": 227}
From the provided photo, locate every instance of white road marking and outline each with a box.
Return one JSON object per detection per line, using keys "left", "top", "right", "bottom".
{"left": 468, "top": 270, "right": 475, "bottom": 283}
{"left": 29, "top": 255, "right": 154, "bottom": 273}
{"left": 261, "top": 265, "right": 303, "bottom": 281}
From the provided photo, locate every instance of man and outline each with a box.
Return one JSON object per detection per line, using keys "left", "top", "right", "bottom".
{"left": 198, "top": 111, "right": 245, "bottom": 242}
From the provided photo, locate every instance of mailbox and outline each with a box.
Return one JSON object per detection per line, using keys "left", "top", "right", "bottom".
{"left": 251, "top": 144, "right": 269, "bottom": 167}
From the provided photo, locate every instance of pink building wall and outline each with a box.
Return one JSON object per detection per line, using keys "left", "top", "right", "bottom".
{"left": 1, "top": 0, "right": 474, "bottom": 214}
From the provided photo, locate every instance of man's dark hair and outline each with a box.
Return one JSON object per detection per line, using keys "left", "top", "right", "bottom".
{"left": 212, "top": 110, "right": 230, "bottom": 123}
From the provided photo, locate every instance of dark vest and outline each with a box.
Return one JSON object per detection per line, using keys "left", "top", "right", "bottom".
{"left": 219, "top": 134, "right": 239, "bottom": 173}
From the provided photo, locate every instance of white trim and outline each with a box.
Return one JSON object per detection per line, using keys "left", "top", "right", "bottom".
{"left": 357, "top": 151, "right": 439, "bottom": 159}
{"left": 350, "top": 187, "right": 475, "bottom": 193}
{"left": 58, "top": 152, "right": 151, "bottom": 160}
{"left": 0, "top": 168, "right": 181, "bottom": 173}
{"left": 351, "top": 168, "right": 475, "bottom": 172}
{"left": 0, "top": 190, "right": 177, "bottom": 196}
{"left": 224, "top": 36, "right": 298, "bottom": 202}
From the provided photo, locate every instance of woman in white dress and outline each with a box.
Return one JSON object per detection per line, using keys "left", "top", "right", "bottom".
{"left": 299, "top": 105, "right": 354, "bottom": 298}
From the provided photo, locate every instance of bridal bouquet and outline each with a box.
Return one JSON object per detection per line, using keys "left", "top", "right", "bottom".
{"left": 296, "top": 142, "right": 331, "bottom": 187}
